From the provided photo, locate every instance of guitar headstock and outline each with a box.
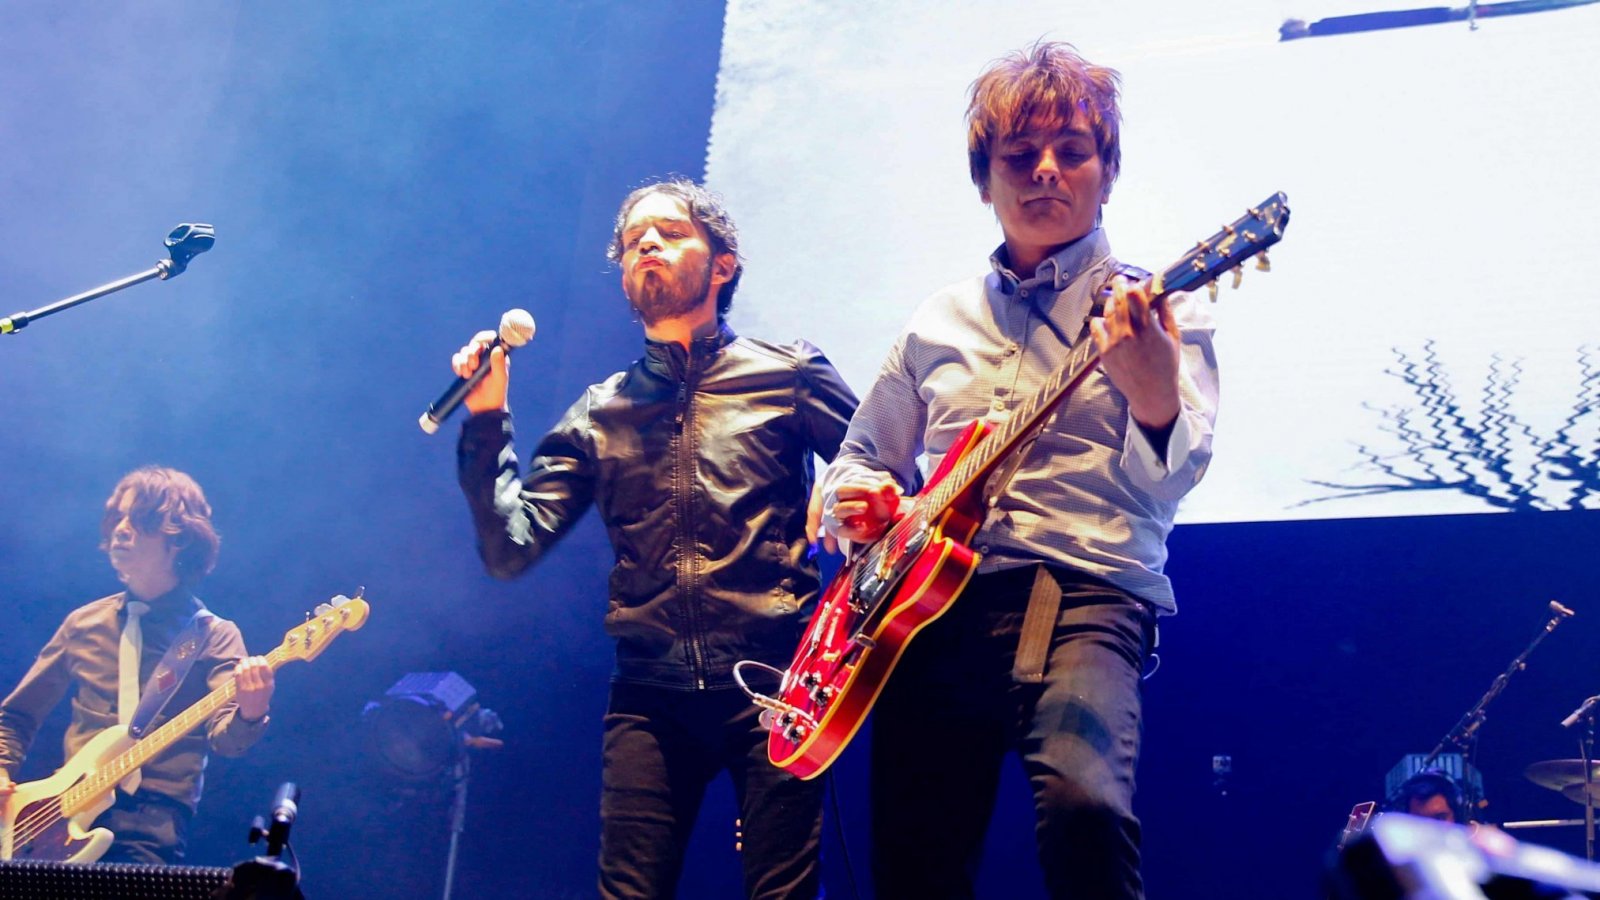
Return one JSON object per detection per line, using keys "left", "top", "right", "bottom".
{"left": 276, "top": 593, "right": 371, "bottom": 663}
{"left": 1158, "top": 192, "right": 1290, "bottom": 301}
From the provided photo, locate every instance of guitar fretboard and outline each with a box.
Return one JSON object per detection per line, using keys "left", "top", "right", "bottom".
{"left": 861, "top": 191, "right": 1288, "bottom": 573}
{"left": 59, "top": 644, "right": 293, "bottom": 817}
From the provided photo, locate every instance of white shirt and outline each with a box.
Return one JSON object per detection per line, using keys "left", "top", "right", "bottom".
{"left": 822, "top": 229, "right": 1219, "bottom": 612}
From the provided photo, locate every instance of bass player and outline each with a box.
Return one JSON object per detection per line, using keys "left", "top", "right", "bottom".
{"left": 0, "top": 466, "right": 273, "bottom": 864}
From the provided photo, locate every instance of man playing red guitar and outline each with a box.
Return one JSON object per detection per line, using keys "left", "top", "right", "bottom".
{"left": 0, "top": 466, "right": 274, "bottom": 864}
{"left": 822, "top": 42, "right": 1219, "bottom": 899}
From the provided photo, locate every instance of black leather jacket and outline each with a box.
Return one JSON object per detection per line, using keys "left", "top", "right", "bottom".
{"left": 457, "top": 323, "right": 857, "bottom": 689}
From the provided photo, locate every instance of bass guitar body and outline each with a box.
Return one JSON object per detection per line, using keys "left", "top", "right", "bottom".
{"left": 1, "top": 724, "right": 132, "bottom": 863}
{"left": 769, "top": 419, "right": 990, "bottom": 779}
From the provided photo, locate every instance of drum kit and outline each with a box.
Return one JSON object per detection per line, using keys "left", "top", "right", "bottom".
{"left": 1504, "top": 759, "right": 1600, "bottom": 842}
{"left": 1496, "top": 752, "right": 1599, "bottom": 875}
{"left": 1525, "top": 759, "right": 1600, "bottom": 806}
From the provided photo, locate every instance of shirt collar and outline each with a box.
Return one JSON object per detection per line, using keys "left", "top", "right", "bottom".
{"left": 121, "top": 586, "right": 200, "bottom": 619}
{"left": 643, "top": 320, "right": 738, "bottom": 377}
{"left": 989, "top": 228, "right": 1111, "bottom": 297}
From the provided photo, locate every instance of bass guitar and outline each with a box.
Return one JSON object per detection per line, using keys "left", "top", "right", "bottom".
{"left": 1, "top": 592, "right": 370, "bottom": 862}
{"left": 764, "top": 194, "right": 1291, "bottom": 779}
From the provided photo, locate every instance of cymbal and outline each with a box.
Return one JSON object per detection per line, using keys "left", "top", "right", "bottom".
{"left": 1524, "top": 760, "right": 1600, "bottom": 803}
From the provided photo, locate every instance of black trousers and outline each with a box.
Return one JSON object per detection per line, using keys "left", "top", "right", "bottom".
{"left": 598, "top": 681, "right": 823, "bottom": 899}
{"left": 95, "top": 790, "right": 192, "bottom": 865}
{"left": 871, "top": 565, "right": 1155, "bottom": 900}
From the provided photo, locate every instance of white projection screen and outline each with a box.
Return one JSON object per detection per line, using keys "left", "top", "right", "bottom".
{"left": 707, "top": 0, "right": 1600, "bottom": 524}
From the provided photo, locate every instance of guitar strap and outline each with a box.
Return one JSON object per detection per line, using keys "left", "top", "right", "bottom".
{"left": 127, "top": 610, "right": 215, "bottom": 740}
{"left": 1012, "top": 566, "right": 1061, "bottom": 684}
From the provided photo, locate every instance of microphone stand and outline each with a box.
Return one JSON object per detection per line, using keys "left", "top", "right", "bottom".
{"left": 1420, "top": 602, "right": 1574, "bottom": 809}
{"left": 1, "top": 223, "right": 215, "bottom": 335}
{"left": 1564, "top": 695, "right": 1598, "bottom": 861}
{"left": 441, "top": 721, "right": 503, "bottom": 900}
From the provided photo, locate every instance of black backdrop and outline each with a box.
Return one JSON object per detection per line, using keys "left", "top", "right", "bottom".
{"left": 2, "top": 3, "right": 1595, "bottom": 897}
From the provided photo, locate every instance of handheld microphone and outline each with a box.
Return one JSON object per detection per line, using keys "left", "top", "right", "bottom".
{"left": 419, "top": 308, "right": 536, "bottom": 434}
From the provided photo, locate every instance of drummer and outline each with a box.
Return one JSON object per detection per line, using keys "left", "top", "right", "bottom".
{"left": 1385, "top": 769, "right": 1470, "bottom": 824}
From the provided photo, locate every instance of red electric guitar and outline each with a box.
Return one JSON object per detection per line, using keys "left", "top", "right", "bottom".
{"left": 764, "top": 194, "right": 1291, "bottom": 778}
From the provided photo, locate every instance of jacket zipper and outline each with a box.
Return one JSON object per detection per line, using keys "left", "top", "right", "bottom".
{"left": 674, "top": 369, "right": 709, "bottom": 689}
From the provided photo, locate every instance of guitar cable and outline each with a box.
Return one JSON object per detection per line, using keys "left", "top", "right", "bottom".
{"left": 825, "top": 768, "right": 864, "bottom": 900}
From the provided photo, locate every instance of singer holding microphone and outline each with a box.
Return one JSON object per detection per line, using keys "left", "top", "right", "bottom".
{"left": 444, "top": 179, "right": 857, "bottom": 899}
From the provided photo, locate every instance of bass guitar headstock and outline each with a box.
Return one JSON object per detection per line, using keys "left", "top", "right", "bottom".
{"left": 276, "top": 590, "right": 371, "bottom": 663}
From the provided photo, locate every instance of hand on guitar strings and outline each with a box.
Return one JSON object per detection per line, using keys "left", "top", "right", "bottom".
{"left": 1090, "top": 274, "right": 1182, "bottom": 431}
{"left": 822, "top": 479, "right": 908, "bottom": 549}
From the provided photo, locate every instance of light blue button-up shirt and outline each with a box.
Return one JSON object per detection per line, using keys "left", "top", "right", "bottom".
{"left": 822, "top": 228, "right": 1218, "bottom": 612}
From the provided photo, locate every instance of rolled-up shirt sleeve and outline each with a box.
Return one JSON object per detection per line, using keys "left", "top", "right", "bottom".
{"left": 205, "top": 619, "right": 269, "bottom": 758}
{"left": 1119, "top": 292, "right": 1218, "bottom": 503}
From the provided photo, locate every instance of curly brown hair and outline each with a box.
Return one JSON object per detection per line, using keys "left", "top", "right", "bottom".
{"left": 98, "top": 466, "right": 221, "bottom": 585}
{"left": 607, "top": 178, "right": 744, "bottom": 320}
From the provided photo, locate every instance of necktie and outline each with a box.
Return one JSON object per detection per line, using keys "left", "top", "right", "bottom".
{"left": 118, "top": 598, "right": 148, "bottom": 793}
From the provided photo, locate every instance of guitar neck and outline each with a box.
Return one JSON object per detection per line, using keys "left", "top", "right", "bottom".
{"left": 907, "top": 190, "right": 1289, "bottom": 524}
{"left": 60, "top": 645, "right": 291, "bottom": 816}
{"left": 919, "top": 327, "right": 1109, "bottom": 520}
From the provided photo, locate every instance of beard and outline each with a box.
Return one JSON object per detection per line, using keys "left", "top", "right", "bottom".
{"left": 625, "top": 258, "right": 713, "bottom": 326}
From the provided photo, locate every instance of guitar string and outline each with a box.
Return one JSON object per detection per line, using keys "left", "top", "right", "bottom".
{"left": 8, "top": 600, "right": 365, "bottom": 854}
{"left": 7, "top": 642, "right": 298, "bottom": 853}
{"left": 837, "top": 219, "right": 1279, "bottom": 616}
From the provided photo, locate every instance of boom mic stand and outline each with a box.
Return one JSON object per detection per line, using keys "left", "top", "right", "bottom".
{"left": 1419, "top": 601, "right": 1575, "bottom": 810}
{"left": 1561, "top": 693, "right": 1598, "bottom": 860}
{"left": 2, "top": 223, "right": 215, "bottom": 335}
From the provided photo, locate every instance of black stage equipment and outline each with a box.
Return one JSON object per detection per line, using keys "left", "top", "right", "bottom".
{"left": 211, "top": 781, "right": 306, "bottom": 900}
{"left": 0, "top": 859, "right": 229, "bottom": 899}
{"left": 361, "top": 672, "right": 502, "bottom": 900}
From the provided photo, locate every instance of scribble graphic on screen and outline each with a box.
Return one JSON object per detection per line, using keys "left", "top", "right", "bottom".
{"left": 1300, "top": 342, "right": 1599, "bottom": 512}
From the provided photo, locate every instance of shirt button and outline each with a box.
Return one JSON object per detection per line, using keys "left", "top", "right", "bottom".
{"left": 1005, "top": 344, "right": 1018, "bottom": 356}
{"left": 991, "top": 398, "right": 1005, "bottom": 412}
{"left": 978, "top": 544, "right": 991, "bottom": 554}
{"left": 1019, "top": 288, "right": 1031, "bottom": 299}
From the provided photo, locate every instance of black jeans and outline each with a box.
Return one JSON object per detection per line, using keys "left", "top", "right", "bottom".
{"left": 95, "top": 790, "right": 191, "bottom": 865}
{"left": 871, "top": 565, "right": 1154, "bottom": 900}
{"left": 598, "top": 682, "right": 823, "bottom": 899}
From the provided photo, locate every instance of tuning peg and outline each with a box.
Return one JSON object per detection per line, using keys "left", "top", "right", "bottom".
{"left": 354, "top": 586, "right": 366, "bottom": 600}
{"left": 1254, "top": 251, "right": 1271, "bottom": 272}
{"left": 1207, "top": 281, "right": 1219, "bottom": 302}
{"left": 1230, "top": 266, "right": 1244, "bottom": 290}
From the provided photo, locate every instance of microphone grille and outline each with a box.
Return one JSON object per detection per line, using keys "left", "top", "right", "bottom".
{"left": 499, "top": 308, "right": 536, "bottom": 347}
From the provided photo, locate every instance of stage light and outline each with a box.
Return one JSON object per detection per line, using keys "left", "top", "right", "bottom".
{"left": 361, "top": 672, "right": 501, "bottom": 783}
{"left": 360, "top": 672, "right": 502, "bottom": 900}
